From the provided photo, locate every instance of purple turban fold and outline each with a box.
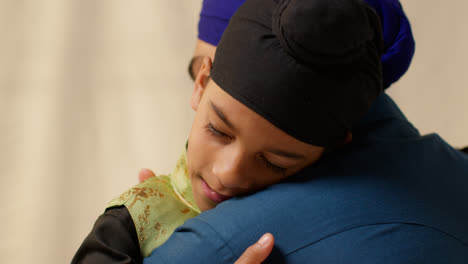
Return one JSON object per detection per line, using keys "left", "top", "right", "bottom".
{"left": 198, "top": 0, "right": 415, "bottom": 88}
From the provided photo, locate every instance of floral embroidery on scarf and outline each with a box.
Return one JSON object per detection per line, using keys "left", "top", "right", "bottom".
{"left": 106, "top": 148, "right": 200, "bottom": 257}
{"left": 126, "top": 187, "right": 165, "bottom": 208}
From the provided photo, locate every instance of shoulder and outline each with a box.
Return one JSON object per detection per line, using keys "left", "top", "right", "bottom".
{"left": 107, "top": 175, "right": 173, "bottom": 208}
{"left": 165, "top": 166, "right": 468, "bottom": 262}
{"left": 72, "top": 206, "right": 142, "bottom": 264}
{"left": 146, "top": 136, "right": 468, "bottom": 263}
{"left": 145, "top": 217, "right": 238, "bottom": 263}
{"left": 148, "top": 210, "right": 468, "bottom": 263}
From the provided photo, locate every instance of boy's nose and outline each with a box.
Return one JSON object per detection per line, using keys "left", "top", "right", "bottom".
{"left": 211, "top": 150, "right": 252, "bottom": 190}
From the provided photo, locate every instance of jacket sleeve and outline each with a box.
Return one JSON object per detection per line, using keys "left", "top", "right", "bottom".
{"left": 72, "top": 205, "right": 142, "bottom": 264}
{"left": 145, "top": 220, "right": 468, "bottom": 264}
{"left": 143, "top": 218, "right": 239, "bottom": 264}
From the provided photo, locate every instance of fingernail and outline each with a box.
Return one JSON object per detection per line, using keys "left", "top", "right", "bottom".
{"left": 258, "top": 233, "right": 271, "bottom": 247}
{"left": 140, "top": 168, "right": 154, "bottom": 176}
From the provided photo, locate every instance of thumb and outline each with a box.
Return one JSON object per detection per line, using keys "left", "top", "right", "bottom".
{"left": 138, "top": 168, "right": 156, "bottom": 183}
{"left": 234, "top": 233, "right": 274, "bottom": 264}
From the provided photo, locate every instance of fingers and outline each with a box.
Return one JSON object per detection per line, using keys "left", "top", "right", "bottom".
{"left": 138, "top": 168, "right": 156, "bottom": 183}
{"left": 234, "top": 233, "right": 274, "bottom": 264}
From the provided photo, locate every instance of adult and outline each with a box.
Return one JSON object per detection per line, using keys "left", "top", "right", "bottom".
{"left": 144, "top": 0, "right": 468, "bottom": 263}
{"left": 73, "top": 0, "right": 468, "bottom": 263}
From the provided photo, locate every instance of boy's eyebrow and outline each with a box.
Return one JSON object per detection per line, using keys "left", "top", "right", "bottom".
{"left": 210, "top": 101, "right": 234, "bottom": 130}
{"left": 268, "top": 149, "right": 305, "bottom": 159}
{"left": 210, "top": 101, "right": 304, "bottom": 159}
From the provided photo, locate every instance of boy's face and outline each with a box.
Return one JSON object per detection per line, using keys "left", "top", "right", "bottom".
{"left": 187, "top": 58, "right": 325, "bottom": 212}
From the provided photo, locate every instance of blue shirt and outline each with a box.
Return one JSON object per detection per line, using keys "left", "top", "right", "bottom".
{"left": 145, "top": 93, "right": 468, "bottom": 263}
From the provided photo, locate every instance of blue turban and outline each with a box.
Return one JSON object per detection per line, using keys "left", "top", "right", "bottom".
{"left": 198, "top": 0, "right": 415, "bottom": 88}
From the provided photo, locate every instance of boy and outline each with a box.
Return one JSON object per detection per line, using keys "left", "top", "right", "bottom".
{"left": 73, "top": 0, "right": 380, "bottom": 261}
{"left": 73, "top": 0, "right": 468, "bottom": 263}
{"left": 73, "top": 0, "right": 396, "bottom": 262}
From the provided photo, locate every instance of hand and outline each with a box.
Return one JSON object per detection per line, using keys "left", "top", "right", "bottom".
{"left": 139, "top": 168, "right": 156, "bottom": 183}
{"left": 234, "top": 233, "right": 274, "bottom": 264}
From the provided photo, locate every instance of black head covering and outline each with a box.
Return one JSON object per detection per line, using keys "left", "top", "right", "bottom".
{"left": 211, "top": 0, "right": 384, "bottom": 147}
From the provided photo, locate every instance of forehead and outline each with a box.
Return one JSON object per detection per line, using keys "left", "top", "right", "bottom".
{"left": 204, "top": 81, "right": 268, "bottom": 128}
{"left": 202, "top": 81, "right": 321, "bottom": 153}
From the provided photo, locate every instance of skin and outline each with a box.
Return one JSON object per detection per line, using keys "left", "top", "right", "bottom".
{"left": 234, "top": 233, "right": 274, "bottom": 264}
{"left": 188, "top": 57, "right": 326, "bottom": 212}
{"left": 188, "top": 39, "right": 216, "bottom": 80}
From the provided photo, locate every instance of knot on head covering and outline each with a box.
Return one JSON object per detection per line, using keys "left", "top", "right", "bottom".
{"left": 198, "top": 0, "right": 415, "bottom": 88}
{"left": 210, "top": 0, "right": 384, "bottom": 147}
{"left": 272, "top": 0, "right": 378, "bottom": 65}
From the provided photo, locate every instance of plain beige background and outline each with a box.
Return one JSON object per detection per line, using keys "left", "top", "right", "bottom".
{"left": 0, "top": 1, "right": 466, "bottom": 263}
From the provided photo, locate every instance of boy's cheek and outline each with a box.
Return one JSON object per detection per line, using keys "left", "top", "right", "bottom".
{"left": 187, "top": 138, "right": 209, "bottom": 179}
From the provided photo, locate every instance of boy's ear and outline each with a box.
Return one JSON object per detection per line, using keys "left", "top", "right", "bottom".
{"left": 191, "top": 56, "right": 212, "bottom": 111}
{"left": 344, "top": 132, "right": 353, "bottom": 144}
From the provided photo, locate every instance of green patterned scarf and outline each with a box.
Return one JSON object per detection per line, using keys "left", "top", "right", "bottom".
{"left": 107, "top": 148, "right": 200, "bottom": 257}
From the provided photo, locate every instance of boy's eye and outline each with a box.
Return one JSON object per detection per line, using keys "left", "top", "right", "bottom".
{"left": 205, "top": 123, "right": 286, "bottom": 175}
{"left": 259, "top": 154, "right": 287, "bottom": 175}
{"left": 205, "top": 123, "right": 228, "bottom": 138}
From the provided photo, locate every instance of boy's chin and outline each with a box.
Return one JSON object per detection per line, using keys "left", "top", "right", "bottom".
{"left": 192, "top": 183, "right": 218, "bottom": 212}
{"left": 195, "top": 198, "right": 217, "bottom": 212}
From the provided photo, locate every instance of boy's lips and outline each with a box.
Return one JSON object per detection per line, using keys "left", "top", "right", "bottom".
{"left": 201, "top": 178, "right": 232, "bottom": 203}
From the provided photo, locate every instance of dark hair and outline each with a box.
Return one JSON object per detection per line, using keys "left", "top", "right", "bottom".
{"left": 461, "top": 146, "right": 468, "bottom": 155}
{"left": 187, "top": 56, "right": 203, "bottom": 81}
